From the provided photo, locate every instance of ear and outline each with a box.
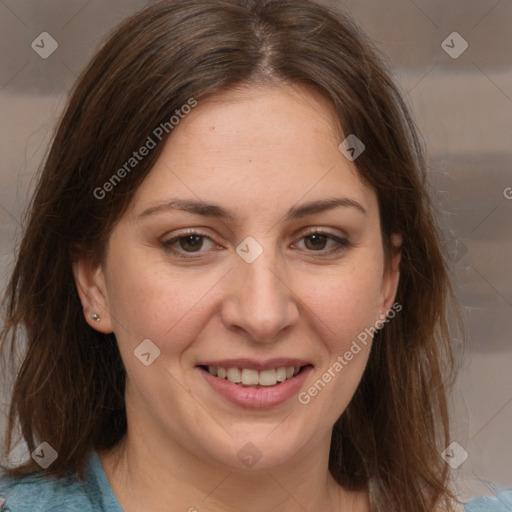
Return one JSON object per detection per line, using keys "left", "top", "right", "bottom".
{"left": 378, "top": 233, "right": 402, "bottom": 316}
{"left": 71, "top": 253, "right": 113, "bottom": 334}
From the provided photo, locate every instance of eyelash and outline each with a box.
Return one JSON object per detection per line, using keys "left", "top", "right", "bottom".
{"left": 161, "top": 228, "right": 351, "bottom": 260}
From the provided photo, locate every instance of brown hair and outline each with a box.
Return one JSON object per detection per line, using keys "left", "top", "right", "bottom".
{"left": 1, "top": 0, "right": 461, "bottom": 510}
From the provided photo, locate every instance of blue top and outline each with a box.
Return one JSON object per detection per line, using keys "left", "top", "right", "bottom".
{"left": 464, "top": 488, "right": 512, "bottom": 511}
{"left": 0, "top": 451, "right": 508, "bottom": 511}
{"left": 0, "top": 452, "right": 123, "bottom": 512}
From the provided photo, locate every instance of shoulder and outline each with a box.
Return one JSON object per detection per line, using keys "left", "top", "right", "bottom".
{"left": 0, "top": 451, "right": 120, "bottom": 512}
{"left": 0, "top": 471, "right": 93, "bottom": 512}
{"left": 462, "top": 488, "right": 512, "bottom": 511}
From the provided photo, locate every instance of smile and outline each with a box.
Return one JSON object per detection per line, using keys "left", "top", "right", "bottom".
{"left": 196, "top": 362, "right": 314, "bottom": 409}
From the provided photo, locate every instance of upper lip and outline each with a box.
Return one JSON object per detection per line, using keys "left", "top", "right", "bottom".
{"left": 196, "top": 358, "right": 313, "bottom": 371}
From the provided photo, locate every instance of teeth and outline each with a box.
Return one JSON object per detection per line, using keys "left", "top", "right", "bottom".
{"left": 275, "top": 367, "right": 287, "bottom": 382}
{"left": 241, "top": 368, "right": 259, "bottom": 385}
{"left": 206, "top": 365, "right": 303, "bottom": 386}
{"left": 227, "top": 367, "right": 241, "bottom": 383}
{"left": 258, "top": 369, "right": 277, "bottom": 386}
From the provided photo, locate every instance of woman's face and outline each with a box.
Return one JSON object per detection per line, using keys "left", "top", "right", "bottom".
{"left": 75, "top": 83, "right": 401, "bottom": 471}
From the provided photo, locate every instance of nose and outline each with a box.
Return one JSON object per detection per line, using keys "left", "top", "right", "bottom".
{"left": 220, "top": 243, "right": 300, "bottom": 343}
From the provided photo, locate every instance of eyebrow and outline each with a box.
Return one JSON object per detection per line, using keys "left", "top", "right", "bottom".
{"left": 138, "top": 196, "right": 367, "bottom": 221}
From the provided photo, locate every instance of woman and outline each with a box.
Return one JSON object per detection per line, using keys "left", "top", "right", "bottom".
{"left": 0, "top": 0, "right": 473, "bottom": 510}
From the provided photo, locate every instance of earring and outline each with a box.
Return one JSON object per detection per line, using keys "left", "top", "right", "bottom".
{"left": 91, "top": 313, "right": 100, "bottom": 322}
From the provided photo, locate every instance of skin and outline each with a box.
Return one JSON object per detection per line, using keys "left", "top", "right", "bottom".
{"left": 73, "top": 82, "right": 402, "bottom": 512}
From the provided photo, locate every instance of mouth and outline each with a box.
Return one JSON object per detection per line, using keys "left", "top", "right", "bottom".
{"left": 195, "top": 360, "right": 314, "bottom": 409}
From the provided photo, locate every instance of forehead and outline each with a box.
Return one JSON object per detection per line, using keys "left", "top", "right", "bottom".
{"left": 127, "top": 82, "right": 378, "bottom": 223}
{"left": 177, "top": 82, "right": 344, "bottom": 159}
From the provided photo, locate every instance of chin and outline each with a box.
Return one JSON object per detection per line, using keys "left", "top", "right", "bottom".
{"left": 200, "top": 427, "right": 314, "bottom": 472}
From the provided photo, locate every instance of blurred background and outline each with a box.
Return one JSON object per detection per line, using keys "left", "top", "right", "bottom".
{"left": 0, "top": 0, "right": 510, "bottom": 503}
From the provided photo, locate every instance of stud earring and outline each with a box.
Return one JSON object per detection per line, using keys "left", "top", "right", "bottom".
{"left": 91, "top": 313, "right": 100, "bottom": 322}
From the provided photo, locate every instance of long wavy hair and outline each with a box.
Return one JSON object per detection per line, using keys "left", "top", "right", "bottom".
{"left": 1, "top": 1, "right": 462, "bottom": 510}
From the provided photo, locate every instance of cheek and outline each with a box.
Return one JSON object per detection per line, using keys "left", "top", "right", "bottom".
{"left": 295, "top": 264, "right": 383, "bottom": 419}
{"left": 104, "top": 247, "right": 220, "bottom": 353}
{"left": 301, "top": 261, "right": 384, "bottom": 347}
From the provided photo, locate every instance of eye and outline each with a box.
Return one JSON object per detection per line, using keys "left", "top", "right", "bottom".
{"left": 295, "top": 229, "right": 351, "bottom": 257}
{"left": 161, "top": 230, "right": 217, "bottom": 258}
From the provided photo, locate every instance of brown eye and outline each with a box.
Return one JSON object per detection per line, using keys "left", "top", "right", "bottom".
{"left": 178, "top": 235, "right": 204, "bottom": 252}
{"left": 304, "top": 233, "right": 329, "bottom": 251}
{"left": 295, "top": 230, "right": 352, "bottom": 258}
{"left": 162, "top": 230, "right": 217, "bottom": 258}
{"left": 302, "top": 231, "right": 351, "bottom": 256}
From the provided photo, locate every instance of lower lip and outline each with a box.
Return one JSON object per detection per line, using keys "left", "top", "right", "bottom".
{"left": 198, "top": 366, "right": 313, "bottom": 409}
